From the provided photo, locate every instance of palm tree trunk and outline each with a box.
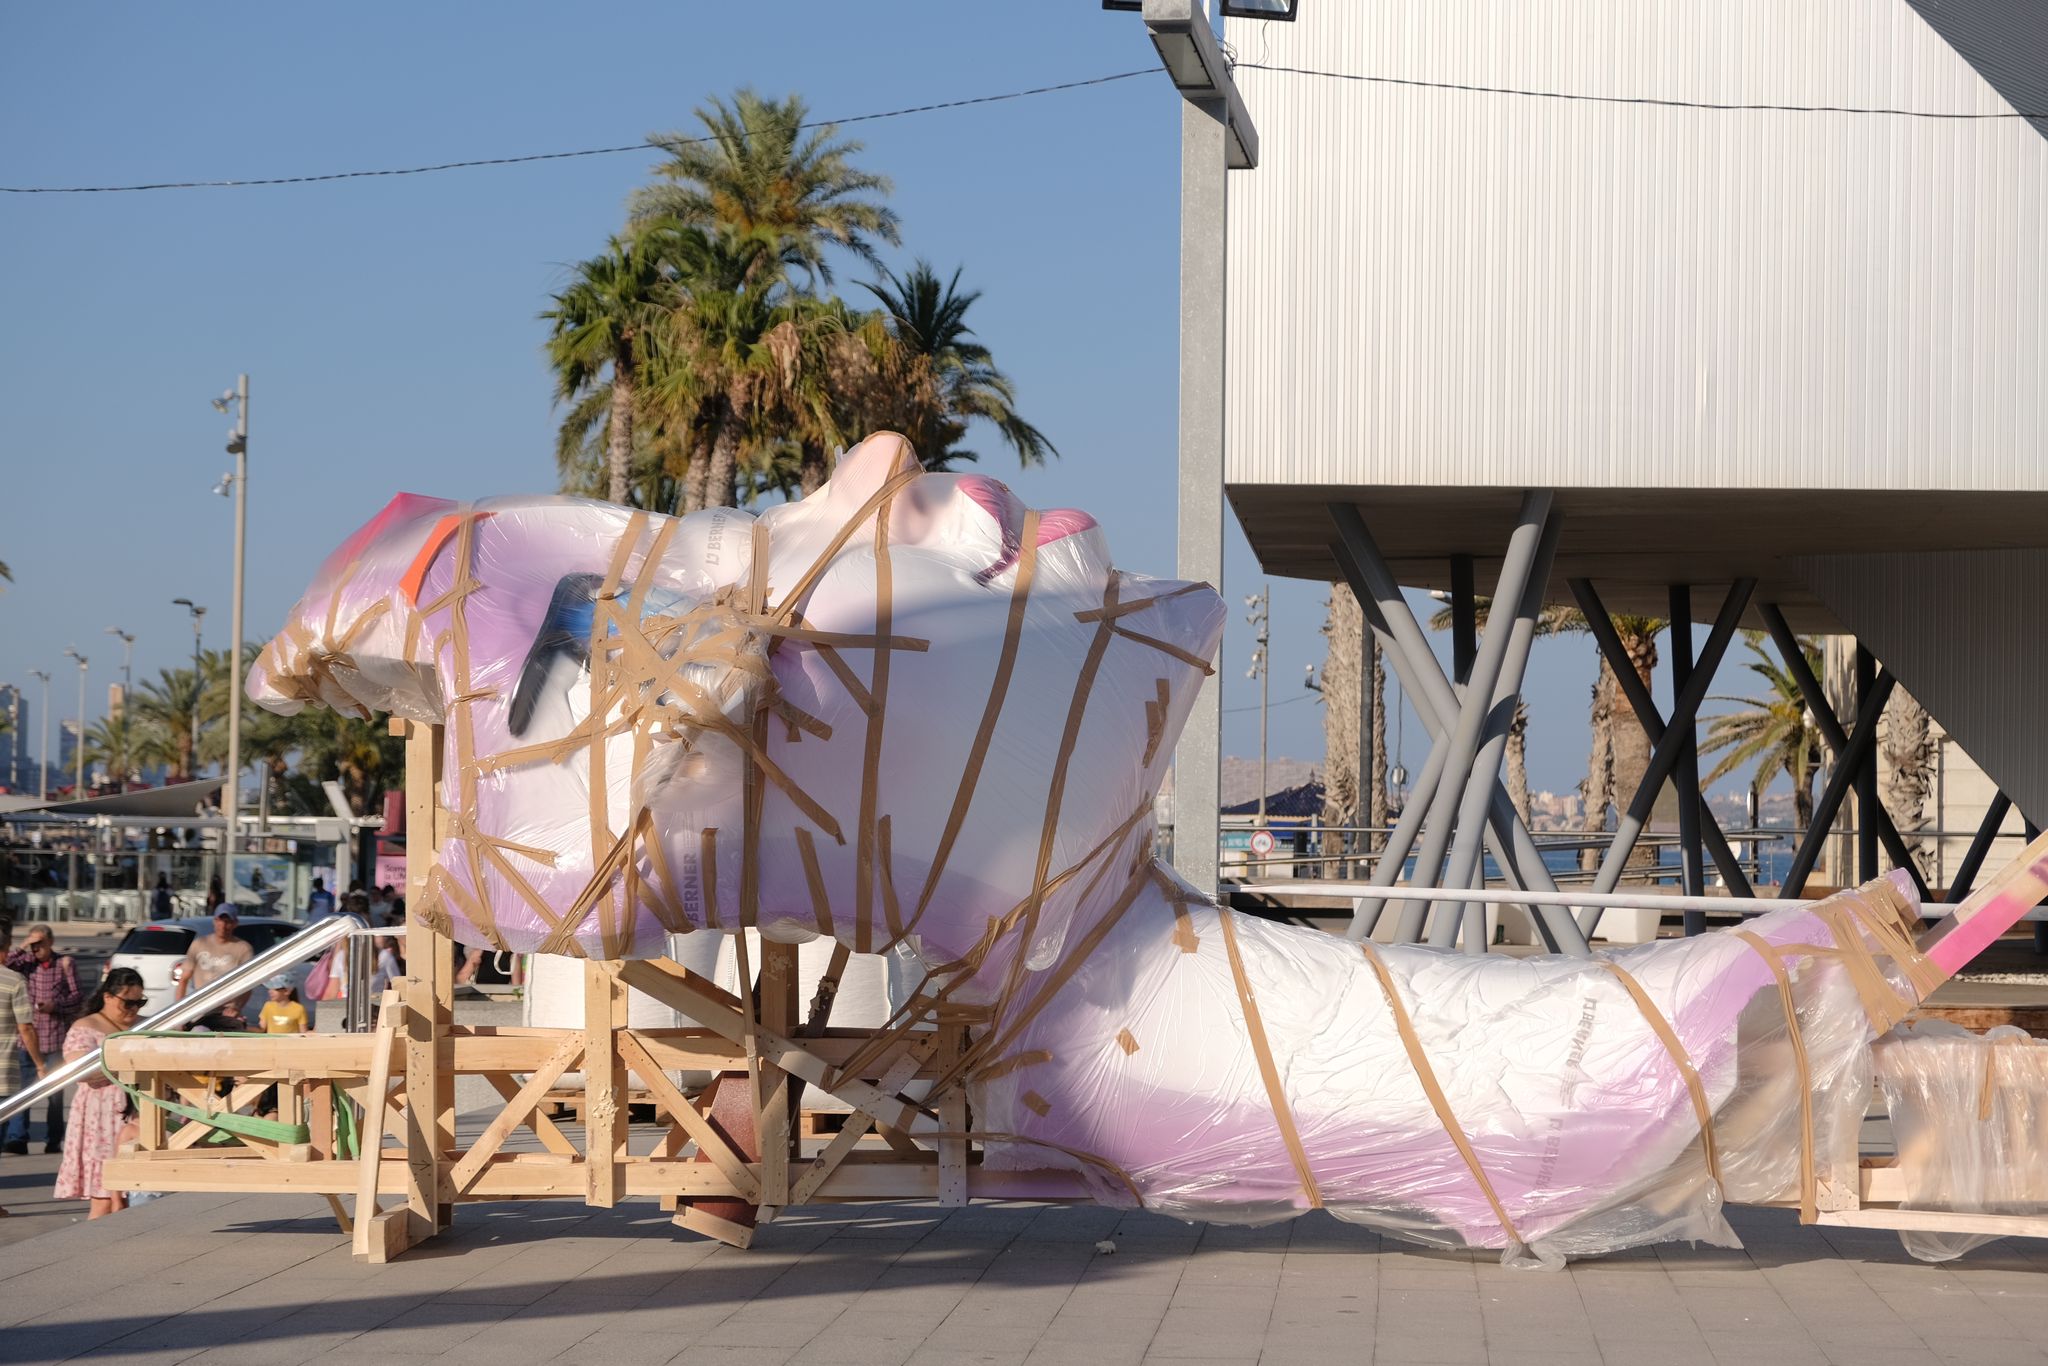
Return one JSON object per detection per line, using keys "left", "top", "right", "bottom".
{"left": 1580, "top": 663, "right": 1614, "bottom": 870}
{"left": 606, "top": 348, "right": 635, "bottom": 506}
{"left": 681, "top": 433, "right": 710, "bottom": 515}
{"left": 1507, "top": 698, "right": 1531, "bottom": 824}
{"left": 1610, "top": 627, "right": 1660, "bottom": 872}
{"left": 1317, "top": 585, "right": 1362, "bottom": 857}
{"left": 799, "top": 441, "right": 833, "bottom": 496}
{"left": 703, "top": 415, "right": 742, "bottom": 510}
{"left": 1880, "top": 687, "right": 1934, "bottom": 878}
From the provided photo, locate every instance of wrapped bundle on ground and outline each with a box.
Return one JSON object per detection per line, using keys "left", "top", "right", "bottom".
{"left": 251, "top": 431, "right": 2027, "bottom": 1266}
{"left": 1875, "top": 1021, "right": 2048, "bottom": 1263}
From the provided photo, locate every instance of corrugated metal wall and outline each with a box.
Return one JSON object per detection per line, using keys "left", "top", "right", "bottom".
{"left": 1797, "top": 549, "right": 2048, "bottom": 824}
{"left": 1223, "top": 0, "right": 2048, "bottom": 492}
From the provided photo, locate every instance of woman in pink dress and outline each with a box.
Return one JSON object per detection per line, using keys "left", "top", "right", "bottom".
{"left": 55, "top": 967, "right": 145, "bottom": 1218}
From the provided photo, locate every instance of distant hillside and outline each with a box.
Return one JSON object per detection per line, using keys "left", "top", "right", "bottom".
{"left": 1221, "top": 756, "right": 1319, "bottom": 808}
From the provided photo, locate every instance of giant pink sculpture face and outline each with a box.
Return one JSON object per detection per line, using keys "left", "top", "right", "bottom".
{"left": 250, "top": 433, "right": 1224, "bottom": 982}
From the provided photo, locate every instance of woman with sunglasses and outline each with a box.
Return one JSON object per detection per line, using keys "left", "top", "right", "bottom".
{"left": 53, "top": 967, "right": 146, "bottom": 1219}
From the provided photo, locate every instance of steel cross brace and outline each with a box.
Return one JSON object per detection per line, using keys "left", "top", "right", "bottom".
{"left": 1329, "top": 503, "right": 1590, "bottom": 956}
{"left": 1775, "top": 665, "right": 1898, "bottom": 897}
{"left": 1567, "top": 580, "right": 1756, "bottom": 900}
{"left": 1579, "top": 578, "right": 1757, "bottom": 934}
{"left": 1756, "top": 604, "right": 1932, "bottom": 902}
{"left": 1946, "top": 792, "right": 2014, "bottom": 904}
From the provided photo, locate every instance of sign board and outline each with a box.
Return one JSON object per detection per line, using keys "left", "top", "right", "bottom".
{"left": 1249, "top": 829, "right": 1277, "bottom": 857}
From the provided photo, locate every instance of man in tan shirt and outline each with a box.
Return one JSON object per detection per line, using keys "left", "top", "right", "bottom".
{"left": 178, "top": 910, "right": 255, "bottom": 1020}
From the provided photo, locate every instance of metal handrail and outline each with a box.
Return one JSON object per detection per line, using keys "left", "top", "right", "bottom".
{"left": 0, "top": 912, "right": 365, "bottom": 1124}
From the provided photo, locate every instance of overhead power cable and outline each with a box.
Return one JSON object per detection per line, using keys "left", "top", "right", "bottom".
{"left": 1233, "top": 61, "right": 2047, "bottom": 119}
{"left": 0, "top": 68, "right": 1155, "bottom": 195}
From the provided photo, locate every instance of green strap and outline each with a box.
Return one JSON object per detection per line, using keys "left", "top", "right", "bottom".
{"left": 104, "top": 1029, "right": 314, "bottom": 1148}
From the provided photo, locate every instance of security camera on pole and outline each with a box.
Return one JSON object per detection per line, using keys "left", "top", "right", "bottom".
{"left": 211, "top": 376, "right": 249, "bottom": 896}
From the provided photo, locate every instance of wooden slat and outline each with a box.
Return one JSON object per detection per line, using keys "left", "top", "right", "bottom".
{"left": 352, "top": 990, "right": 402, "bottom": 1259}
{"left": 584, "top": 961, "right": 628, "bottom": 1207}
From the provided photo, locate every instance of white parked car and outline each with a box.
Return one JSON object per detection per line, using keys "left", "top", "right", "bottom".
{"left": 108, "top": 916, "right": 321, "bottom": 1018}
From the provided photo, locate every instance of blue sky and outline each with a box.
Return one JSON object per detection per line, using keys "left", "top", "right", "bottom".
{"left": 0, "top": 1, "right": 1697, "bottom": 801}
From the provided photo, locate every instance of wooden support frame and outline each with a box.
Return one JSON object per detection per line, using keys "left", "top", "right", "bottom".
{"left": 96, "top": 722, "right": 1091, "bottom": 1258}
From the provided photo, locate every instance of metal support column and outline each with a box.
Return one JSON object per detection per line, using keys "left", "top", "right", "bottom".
{"left": 1756, "top": 605, "right": 1930, "bottom": 901}
{"left": 1667, "top": 586, "right": 1707, "bottom": 933}
{"left": 1328, "top": 502, "right": 1590, "bottom": 955}
{"left": 1855, "top": 646, "right": 1881, "bottom": 882}
{"left": 1568, "top": 581, "right": 1754, "bottom": 898}
{"left": 1580, "top": 579, "right": 1756, "bottom": 931}
{"left": 1440, "top": 515, "right": 1562, "bottom": 952}
{"left": 1449, "top": 555, "right": 1477, "bottom": 686}
{"left": 1401, "top": 493, "right": 1551, "bottom": 942}
{"left": 1167, "top": 91, "right": 1228, "bottom": 900}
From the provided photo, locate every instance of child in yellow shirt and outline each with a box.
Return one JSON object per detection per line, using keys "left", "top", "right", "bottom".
{"left": 259, "top": 977, "right": 308, "bottom": 1034}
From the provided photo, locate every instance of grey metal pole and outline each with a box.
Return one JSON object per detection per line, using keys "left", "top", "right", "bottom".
{"left": 1169, "top": 102, "right": 1227, "bottom": 900}
{"left": 1397, "top": 491, "right": 1551, "bottom": 941}
{"left": 224, "top": 373, "right": 249, "bottom": 898}
{"left": 1330, "top": 512, "right": 1588, "bottom": 953}
{"left": 106, "top": 627, "right": 134, "bottom": 793}
{"left": 1755, "top": 604, "right": 1928, "bottom": 899}
{"left": 1667, "top": 586, "right": 1706, "bottom": 931}
{"left": 30, "top": 669, "right": 49, "bottom": 802}
{"left": 1855, "top": 645, "right": 1880, "bottom": 882}
{"left": 70, "top": 652, "right": 87, "bottom": 795}
{"left": 0, "top": 912, "right": 365, "bottom": 1125}
{"left": 1440, "top": 512, "right": 1562, "bottom": 952}
{"left": 1580, "top": 579, "right": 1755, "bottom": 928}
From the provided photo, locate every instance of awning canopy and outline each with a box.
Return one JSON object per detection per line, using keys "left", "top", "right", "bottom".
{"left": 6, "top": 778, "right": 226, "bottom": 821}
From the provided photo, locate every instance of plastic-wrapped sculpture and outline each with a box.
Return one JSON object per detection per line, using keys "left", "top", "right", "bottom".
{"left": 251, "top": 432, "right": 2036, "bottom": 1266}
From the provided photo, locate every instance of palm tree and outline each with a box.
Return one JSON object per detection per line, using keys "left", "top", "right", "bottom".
{"left": 543, "top": 233, "right": 674, "bottom": 505}
{"left": 634, "top": 90, "right": 900, "bottom": 286}
{"left": 131, "top": 665, "right": 210, "bottom": 783}
{"left": 1579, "top": 615, "right": 1664, "bottom": 866}
{"left": 1700, "top": 631, "right": 1823, "bottom": 830}
{"left": 1316, "top": 583, "right": 1389, "bottom": 866}
{"left": 860, "top": 261, "right": 1056, "bottom": 472}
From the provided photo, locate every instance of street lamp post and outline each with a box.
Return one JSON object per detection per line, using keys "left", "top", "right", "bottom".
{"left": 1109, "top": 0, "right": 1261, "bottom": 896}
{"left": 29, "top": 669, "right": 50, "bottom": 802}
{"left": 211, "top": 375, "right": 250, "bottom": 895}
{"left": 171, "top": 598, "right": 206, "bottom": 781}
{"left": 105, "top": 627, "right": 134, "bottom": 791}
{"left": 61, "top": 648, "right": 88, "bottom": 796}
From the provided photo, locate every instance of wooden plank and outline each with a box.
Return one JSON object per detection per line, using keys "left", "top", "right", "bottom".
{"left": 448, "top": 1038, "right": 584, "bottom": 1196}
{"left": 758, "top": 941, "right": 798, "bottom": 1212}
{"left": 790, "top": 1053, "right": 923, "bottom": 1206}
{"left": 103, "top": 1151, "right": 1095, "bottom": 1204}
{"left": 364, "top": 1206, "right": 413, "bottom": 1264}
{"left": 105, "top": 1033, "right": 388, "bottom": 1077}
{"left": 617, "top": 1031, "right": 761, "bottom": 1203}
{"left": 352, "top": 990, "right": 402, "bottom": 1260}
{"left": 584, "top": 961, "right": 629, "bottom": 1208}
{"left": 936, "top": 1025, "right": 969, "bottom": 1208}
{"left": 407, "top": 717, "right": 457, "bottom": 1237}
{"left": 1817, "top": 1207, "right": 2048, "bottom": 1238}
{"left": 481, "top": 1072, "right": 581, "bottom": 1157}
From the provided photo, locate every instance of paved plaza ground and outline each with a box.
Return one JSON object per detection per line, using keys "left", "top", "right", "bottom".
{"left": 2, "top": 1186, "right": 2046, "bottom": 1365}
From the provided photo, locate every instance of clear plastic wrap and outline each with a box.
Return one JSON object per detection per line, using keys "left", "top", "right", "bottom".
{"left": 253, "top": 431, "right": 1950, "bottom": 1267}
{"left": 1874, "top": 1020, "right": 2048, "bottom": 1262}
